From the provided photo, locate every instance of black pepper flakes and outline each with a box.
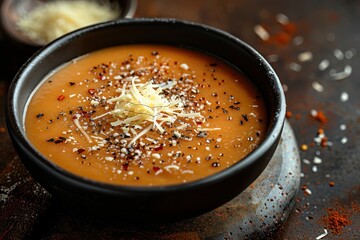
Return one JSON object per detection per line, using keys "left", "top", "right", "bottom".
{"left": 36, "top": 113, "right": 44, "bottom": 118}
{"left": 212, "top": 162, "right": 220, "bottom": 167}
{"left": 77, "top": 149, "right": 86, "bottom": 154}
{"left": 197, "top": 131, "right": 208, "bottom": 138}
{"left": 242, "top": 114, "right": 249, "bottom": 122}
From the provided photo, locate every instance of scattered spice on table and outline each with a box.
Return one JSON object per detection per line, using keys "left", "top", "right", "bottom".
{"left": 321, "top": 206, "right": 352, "bottom": 235}
{"left": 285, "top": 110, "right": 292, "bottom": 119}
{"left": 310, "top": 110, "right": 328, "bottom": 124}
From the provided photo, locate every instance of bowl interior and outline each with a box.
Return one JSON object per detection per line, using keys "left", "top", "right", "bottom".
{"left": 7, "top": 18, "right": 285, "bottom": 220}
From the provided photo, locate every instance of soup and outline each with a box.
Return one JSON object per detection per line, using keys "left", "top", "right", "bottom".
{"left": 25, "top": 44, "right": 268, "bottom": 186}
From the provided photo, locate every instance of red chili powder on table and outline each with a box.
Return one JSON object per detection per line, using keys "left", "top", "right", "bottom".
{"left": 321, "top": 207, "right": 352, "bottom": 235}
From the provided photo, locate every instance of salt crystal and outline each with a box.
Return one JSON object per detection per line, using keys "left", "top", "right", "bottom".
{"left": 318, "top": 59, "right": 329, "bottom": 71}
{"left": 303, "top": 159, "right": 311, "bottom": 165}
{"left": 293, "top": 36, "right": 304, "bottom": 46}
{"left": 340, "top": 92, "right": 349, "bottom": 102}
{"left": 180, "top": 63, "right": 189, "bottom": 70}
{"left": 313, "top": 156, "right": 322, "bottom": 164}
{"left": 340, "top": 124, "right": 346, "bottom": 130}
{"left": 333, "top": 49, "right": 344, "bottom": 60}
{"left": 312, "top": 81, "right": 324, "bottom": 92}
{"left": 305, "top": 188, "right": 312, "bottom": 195}
{"left": 341, "top": 137, "right": 348, "bottom": 144}
{"left": 298, "top": 51, "right": 313, "bottom": 62}
{"left": 345, "top": 48, "right": 356, "bottom": 59}
{"left": 289, "top": 62, "right": 302, "bottom": 72}
{"left": 267, "top": 54, "right": 279, "bottom": 62}
{"left": 276, "top": 13, "right": 289, "bottom": 25}
{"left": 254, "top": 24, "right": 270, "bottom": 41}
{"left": 310, "top": 109, "right": 318, "bottom": 117}
{"left": 312, "top": 165, "right": 318, "bottom": 173}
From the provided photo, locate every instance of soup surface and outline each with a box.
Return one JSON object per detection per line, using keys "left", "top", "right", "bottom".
{"left": 25, "top": 44, "right": 268, "bottom": 186}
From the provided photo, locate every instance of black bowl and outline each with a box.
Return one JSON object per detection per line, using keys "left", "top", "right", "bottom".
{"left": 5, "top": 18, "right": 286, "bottom": 222}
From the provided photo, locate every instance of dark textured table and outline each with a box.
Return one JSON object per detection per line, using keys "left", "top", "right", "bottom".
{"left": 0, "top": 0, "right": 359, "bottom": 239}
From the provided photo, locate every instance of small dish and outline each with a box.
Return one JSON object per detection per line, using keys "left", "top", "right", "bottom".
{"left": 0, "top": 0, "right": 137, "bottom": 47}
{"left": 6, "top": 18, "right": 286, "bottom": 222}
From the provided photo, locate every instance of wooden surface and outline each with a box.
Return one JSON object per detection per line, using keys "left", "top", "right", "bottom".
{"left": 1, "top": 0, "right": 359, "bottom": 239}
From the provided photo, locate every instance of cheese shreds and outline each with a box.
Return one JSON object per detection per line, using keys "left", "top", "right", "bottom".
{"left": 93, "top": 77, "right": 203, "bottom": 145}
{"left": 73, "top": 118, "right": 93, "bottom": 143}
{"left": 197, "top": 128, "right": 222, "bottom": 131}
{"left": 127, "top": 125, "right": 152, "bottom": 147}
{"left": 17, "top": 0, "right": 119, "bottom": 45}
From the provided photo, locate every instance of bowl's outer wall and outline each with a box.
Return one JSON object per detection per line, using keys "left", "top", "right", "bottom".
{"left": 6, "top": 18, "right": 285, "bottom": 221}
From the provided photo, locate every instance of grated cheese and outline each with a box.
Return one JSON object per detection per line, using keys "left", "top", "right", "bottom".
{"left": 17, "top": 0, "right": 119, "bottom": 45}
{"left": 92, "top": 77, "right": 203, "bottom": 146}
{"left": 73, "top": 117, "right": 93, "bottom": 143}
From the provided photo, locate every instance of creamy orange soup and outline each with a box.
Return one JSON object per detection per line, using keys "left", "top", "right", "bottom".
{"left": 25, "top": 44, "right": 268, "bottom": 186}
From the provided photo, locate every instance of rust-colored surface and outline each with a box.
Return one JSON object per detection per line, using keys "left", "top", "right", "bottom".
{"left": 1, "top": 0, "right": 359, "bottom": 239}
